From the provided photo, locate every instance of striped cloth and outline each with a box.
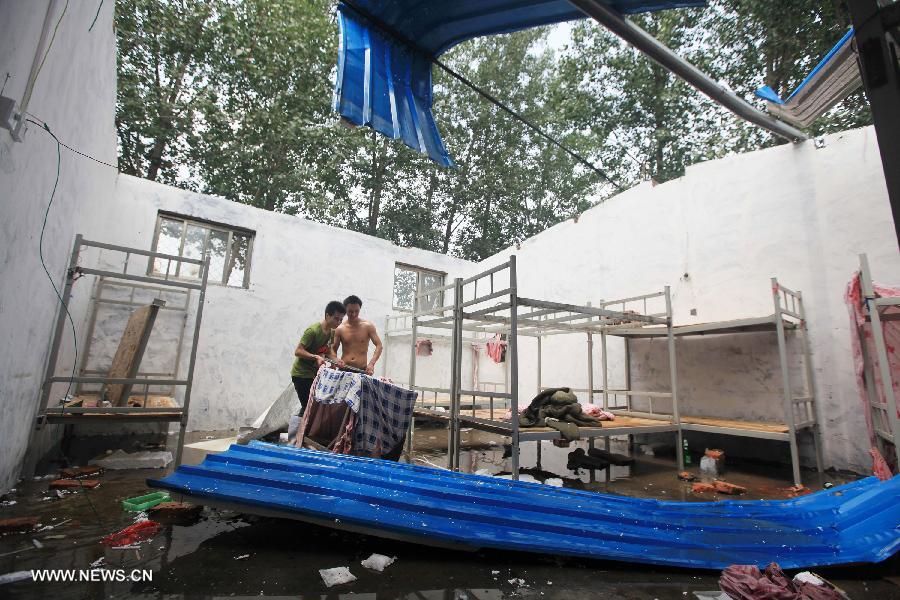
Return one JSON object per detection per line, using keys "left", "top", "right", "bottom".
{"left": 313, "top": 367, "right": 363, "bottom": 412}
{"left": 354, "top": 377, "right": 418, "bottom": 457}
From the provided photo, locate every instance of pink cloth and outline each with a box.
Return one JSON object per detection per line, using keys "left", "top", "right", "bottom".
{"left": 581, "top": 403, "right": 615, "bottom": 420}
{"left": 845, "top": 272, "right": 900, "bottom": 474}
{"left": 415, "top": 339, "right": 433, "bottom": 356}
{"left": 486, "top": 334, "right": 506, "bottom": 363}
{"left": 871, "top": 447, "right": 893, "bottom": 481}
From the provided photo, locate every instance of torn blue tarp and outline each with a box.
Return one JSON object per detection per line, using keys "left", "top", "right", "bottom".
{"left": 754, "top": 28, "right": 861, "bottom": 128}
{"left": 334, "top": 0, "right": 707, "bottom": 166}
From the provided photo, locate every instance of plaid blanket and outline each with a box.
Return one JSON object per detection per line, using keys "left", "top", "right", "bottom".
{"left": 313, "top": 367, "right": 363, "bottom": 412}
{"left": 354, "top": 377, "right": 418, "bottom": 457}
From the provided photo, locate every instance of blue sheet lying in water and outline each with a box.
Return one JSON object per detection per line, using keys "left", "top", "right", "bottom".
{"left": 150, "top": 441, "right": 900, "bottom": 569}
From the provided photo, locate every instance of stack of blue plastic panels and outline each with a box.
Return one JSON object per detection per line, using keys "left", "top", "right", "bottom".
{"left": 150, "top": 441, "right": 900, "bottom": 570}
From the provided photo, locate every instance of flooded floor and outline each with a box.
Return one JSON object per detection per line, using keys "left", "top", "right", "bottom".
{"left": 1, "top": 426, "right": 898, "bottom": 599}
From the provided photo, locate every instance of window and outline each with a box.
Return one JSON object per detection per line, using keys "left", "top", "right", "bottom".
{"left": 150, "top": 213, "right": 254, "bottom": 288}
{"left": 393, "top": 264, "right": 445, "bottom": 312}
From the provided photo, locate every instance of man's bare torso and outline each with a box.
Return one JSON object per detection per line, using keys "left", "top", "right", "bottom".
{"left": 336, "top": 320, "right": 374, "bottom": 369}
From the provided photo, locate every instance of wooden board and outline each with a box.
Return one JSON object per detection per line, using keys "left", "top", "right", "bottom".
{"left": 73, "top": 394, "right": 176, "bottom": 408}
{"left": 102, "top": 299, "right": 164, "bottom": 406}
{"left": 681, "top": 415, "right": 789, "bottom": 434}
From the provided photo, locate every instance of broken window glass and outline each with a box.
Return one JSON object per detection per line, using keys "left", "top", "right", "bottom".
{"left": 393, "top": 265, "right": 445, "bottom": 312}
{"left": 150, "top": 213, "right": 254, "bottom": 288}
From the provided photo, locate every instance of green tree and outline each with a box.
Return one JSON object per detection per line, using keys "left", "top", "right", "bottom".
{"left": 116, "top": 0, "right": 215, "bottom": 183}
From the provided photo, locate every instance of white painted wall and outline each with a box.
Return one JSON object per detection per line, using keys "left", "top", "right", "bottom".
{"left": 0, "top": 0, "right": 118, "bottom": 493}
{"left": 465, "top": 127, "right": 899, "bottom": 473}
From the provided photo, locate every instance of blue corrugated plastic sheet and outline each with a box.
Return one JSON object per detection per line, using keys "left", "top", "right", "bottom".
{"left": 755, "top": 28, "right": 855, "bottom": 105}
{"left": 150, "top": 442, "right": 900, "bottom": 569}
{"left": 334, "top": 0, "right": 708, "bottom": 166}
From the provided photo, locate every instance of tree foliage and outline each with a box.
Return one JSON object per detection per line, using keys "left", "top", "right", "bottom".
{"left": 115, "top": 0, "right": 872, "bottom": 260}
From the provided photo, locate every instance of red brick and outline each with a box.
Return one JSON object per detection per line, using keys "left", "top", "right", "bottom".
{"left": 60, "top": 466, "right": 103, "bottom": 479}
{"left": 49, "top": 479, "right": 101, "bottom": 490}
{"left": 691, "top": 482, "right": 716, "bottom": 494}
{"left": 0, "top": 517, "right": 39, "bottom": 534}
{"left": 713, "top": 480, "right": 747, "bottom": 495}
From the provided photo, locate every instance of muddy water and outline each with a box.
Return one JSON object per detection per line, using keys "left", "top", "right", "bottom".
{"left": 1, "top": 427, "right": 897, "bottom": 599}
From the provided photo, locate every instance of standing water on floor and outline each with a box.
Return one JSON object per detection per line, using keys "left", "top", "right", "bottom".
{"left": 1, "top": 428, "right": 897, "bottom": 599}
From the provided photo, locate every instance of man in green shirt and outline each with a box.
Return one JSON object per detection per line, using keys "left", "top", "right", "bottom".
{"left": 291, "top": 300, "right": 346, "bottom": 413}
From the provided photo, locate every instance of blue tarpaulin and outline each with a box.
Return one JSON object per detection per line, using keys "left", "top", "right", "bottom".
{"left": 150, "top": 441, "right": 900, "bottom": 569}
{"left": 334, "top": 0, "right": 707, "bottom": 166}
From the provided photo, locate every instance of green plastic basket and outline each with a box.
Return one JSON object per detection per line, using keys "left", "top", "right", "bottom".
{"left": 121, "top": 491, "right": 170, "bottom": 512}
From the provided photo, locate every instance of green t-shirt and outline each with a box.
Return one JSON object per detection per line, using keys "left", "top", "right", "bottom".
{"left": 290, "top": 322, "right": 334, "bottom": 378}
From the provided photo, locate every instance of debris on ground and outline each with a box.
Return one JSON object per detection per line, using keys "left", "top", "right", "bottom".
{"left": 90, "top": 450, "right": 172, "bottom": 470}
{"left": 783, "top": 484, "right": 812, "bottom": 498}
{"left": 678, "top": 471, "right": 697, "bottom": 481}
{"left": 508, "top": 578, "right": 526, "bottom": 586}
{"left": 0, "top": 571, "right": 32, "bottom": 586}
{"left": 0, "top": 517, "right": 39, "bottom": 534}
{"left": 99, "top": 521, "right": 161, "bottom": 547}
{"left": 361, "top": 553, "right": 396, "bottom": 572}
{"left": 235, "top": 554, "right": 249, "bottom": 560}
{"left": 719, "top": 562, "right": 848, "bottom": 599}
{"left": 700, "top": 449, "right": 726, "bottom": 478}
{"left": 60, "top": 466, "right": 103, "bottom": 479}
{"left": 691, "top": 482, "right": 717, "bottom": 495}
{"left": 49, "top": 479, "right": 101, "bottom": 490}
{"left": 147, "top": 502, "right": 203, "bottom": 525}
{"left": 544, "top": 477, "right": 564, "bottom": 487}
{"left": 122, "top": 491, "right": 171, "bottom": 512}
{"left": 319, "top": 566, "right": 357, "bottom": 587}
{"left": 713, "top": 481, "right": 747, "bottom": 495}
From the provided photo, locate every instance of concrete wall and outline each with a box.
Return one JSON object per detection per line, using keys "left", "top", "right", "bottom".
{"left": 0, "top": 0, "right": 118, "bottom": 493}
{"left": 465, "top": 126, "right": 899, "bottom": 473}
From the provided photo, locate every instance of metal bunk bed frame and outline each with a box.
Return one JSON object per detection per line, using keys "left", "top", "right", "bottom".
{"left": 858, "top": 253, "right": 900, "bottom": 470}
{"left": 608, "top": 278, "right": 824, "bottom": 486}
{"left": 394, "top": 256, "right": 674, "bottom": 480}
{"left": 30, "top": 235, "right": 209, "bottom": 468}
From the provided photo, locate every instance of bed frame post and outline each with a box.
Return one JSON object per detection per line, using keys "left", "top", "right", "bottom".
{"left": 509, "top": 256, "right": 520, "bottom": 480}
{"left": 797, "top": 290, "right": 824, "bottom": 473}
{"left": 665, "top": 286, "right": 683, "bottom": 471}
{"left": 773, "top": 278, "right": 802, "bottom": 487}
{"left": 587, "top": 332, "right": 594, "bottom": 404}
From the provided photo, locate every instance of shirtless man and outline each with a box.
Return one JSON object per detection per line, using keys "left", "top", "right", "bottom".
{"left": 332, "top": 295, "right": 383, "bottom": 375}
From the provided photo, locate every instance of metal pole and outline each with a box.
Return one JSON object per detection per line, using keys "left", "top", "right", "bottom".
{"left": 665, "top": 286, "right": 684, "bottom": 471}
{"left": 568, "top": 0, "right": 808, "bottom": 143}
{"left": 509, "top": 257, "right": 520, "bottom": 480}
{"left": 600, "top": 332, "right": 608, "bottom": 409}
{"left": 797, "top": 290, "right": 825, "bottom": 473}
{"left": 773, "top": 279, "right": 802, "bottom": 487}
{"left": 860, "top": 254, "right": 900, "bottom": 460}
{"left": 451, "top": 278, "right": 464, "bottom": 470}
{"left": 849, "top": 0, "right": 900, "bottom": 244}
{"left": 174, "top": 255, "right": 209, "bottom": 467}
{"left": 536, "top": 335, "right": 542, "bottom": 396}
{"left": 38, "top": 234, "right": 83, "bottom": 414}
{"left": 587, "top": 333, "right": 595, "bottom": 404}
{"left": 406, "top": 300, "right": 420, "bottom": 462}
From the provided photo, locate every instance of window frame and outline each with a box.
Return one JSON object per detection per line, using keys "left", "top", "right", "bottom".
{"left": 392, "top": 262, "right": 447, "bottom": 312}
{"left": 148, "top": 212, "right": 255, "bottom": 289}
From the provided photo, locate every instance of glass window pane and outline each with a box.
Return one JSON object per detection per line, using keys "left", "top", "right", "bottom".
{"left": 393, "top": 267, "right": 416, "bottom": 310}
{"left": 179, "top": 224, "right": 207, "bottom": 280}
{"left": 152, "top": 218, "right": 183, "bottom": 275}
{"left": 225, "top": 234, "right": 250, "bottom": 287}
{"left": 207, "top": 230, "right": 228, "bottom": 284}
{"left": 421, "top": 272, "right": 444, "bottom": 310}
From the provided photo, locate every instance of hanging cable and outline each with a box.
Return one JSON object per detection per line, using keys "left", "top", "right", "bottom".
{"left": 31, "top": 119, "right": 79, "bottom": 406}
{"left": 26, "top": 115, "right": 119, "bottom": 169}
{"left": 339, "top": 0, "right": 624, "bottom": 192}
{"left": 88, "top": 0, "right": 104, "bottom": 32}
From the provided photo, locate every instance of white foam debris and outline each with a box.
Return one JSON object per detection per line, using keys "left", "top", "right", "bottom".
{"left": 90, "top": 450, "right": 172, "bottom": 470}
{"left": 793, "top": 571, "right": 825, "bottom": 586}
{"left": 508, "top": 578, "right": 526, "bottom": 586}
{"left": 319, "top": 567, "right": 357, "bottom": 587}
{"left": 543, "top": 478, "right": 563, "bottom": 487}
{"left": 474, "top": 468, "right": 492, "bottom": 476}
{"left": 360, "top": 553, "right": 396, "bottom": 572}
